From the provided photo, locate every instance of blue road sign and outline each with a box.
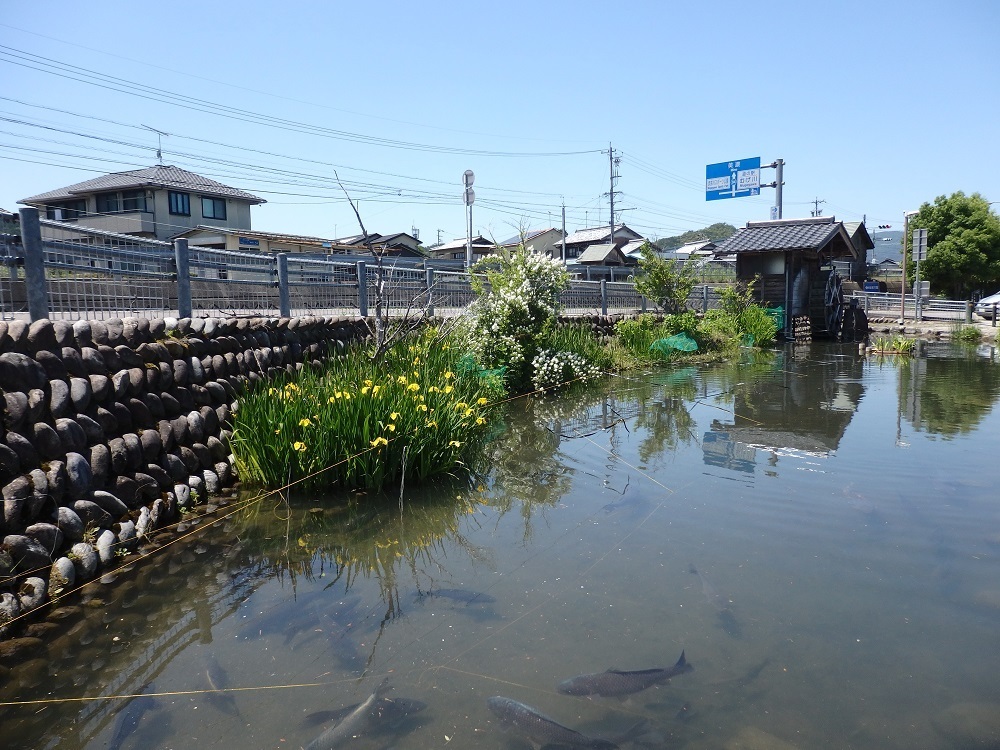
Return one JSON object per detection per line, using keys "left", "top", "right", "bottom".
{"left": 706, "top": 157, "right": 761, "bottom": 201}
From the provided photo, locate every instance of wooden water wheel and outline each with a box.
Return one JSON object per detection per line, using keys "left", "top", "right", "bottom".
{"left": 809, "top": 268, "right": 844, "bottom": 339}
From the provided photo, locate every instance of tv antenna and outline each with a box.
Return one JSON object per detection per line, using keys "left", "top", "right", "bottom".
{"left": 141, "top": 124, "right": 171, "bottom": 164}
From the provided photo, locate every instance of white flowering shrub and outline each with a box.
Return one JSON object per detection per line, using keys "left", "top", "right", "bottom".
{"left": 464, "top": 249, "right": 570, "bottom": 388}
{"left": 531, "top": 349, "right": 602, "bottom": 391}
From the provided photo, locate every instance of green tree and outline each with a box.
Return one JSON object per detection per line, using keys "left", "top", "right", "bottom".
{"left": 910, "top": 192, "right": 1000, "bottom": 298}
{"left": 633, "top": 242, "right": 699, "bottom": 313}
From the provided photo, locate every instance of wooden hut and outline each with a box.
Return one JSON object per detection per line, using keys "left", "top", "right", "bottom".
{"left": 713, "top": 217, "right": 862, "bottom": 340}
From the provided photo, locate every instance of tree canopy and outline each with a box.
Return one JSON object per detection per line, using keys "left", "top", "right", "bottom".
{"left": 633, "top": 242, "right": 699, "bottom": 313}
{"left": 911, "top": 192, "right": 1000, "bottom": 299}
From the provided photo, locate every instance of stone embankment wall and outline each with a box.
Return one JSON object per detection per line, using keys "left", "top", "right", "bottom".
{"left": 0, "top": 314, "right": 369, "bottom": 641}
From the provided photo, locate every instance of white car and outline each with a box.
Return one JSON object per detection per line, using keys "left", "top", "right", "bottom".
{"left": 975, "top": 290, "right": 1000, "bottom": 319}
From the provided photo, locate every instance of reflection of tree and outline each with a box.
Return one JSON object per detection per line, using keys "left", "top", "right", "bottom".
{"left": 484, "top": 397, "right": 577, "bottom": 540}
{"left": 630, "top": 368, "right": 700, "bottom": 465}
{"left": 899, "top": 352, "right": 1000, "bottom": 437}
{"left": 634, "top": 396, "right": 696, "bottom": 463}
{"left": 235, "top": 481, "right": 485, "bottom": 622}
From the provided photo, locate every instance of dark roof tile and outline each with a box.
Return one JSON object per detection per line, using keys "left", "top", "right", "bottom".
{"left": 21, "top": 165, "right": 265, "bottom": 204}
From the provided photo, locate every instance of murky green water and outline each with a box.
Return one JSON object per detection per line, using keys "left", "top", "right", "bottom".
{"left": 3, "top": 342, "right": 1000, "bottom": 749}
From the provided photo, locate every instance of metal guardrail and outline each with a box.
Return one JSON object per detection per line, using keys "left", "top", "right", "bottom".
{"left": 8, "top": 211, "right": 656, "bottom": 322}
{"left": 848, "top": 291, "right": 972, "bottom": 321}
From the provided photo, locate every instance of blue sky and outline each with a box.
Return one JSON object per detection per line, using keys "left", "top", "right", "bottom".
{"left": 1, "top": 1, "right": 997, "bottom": 245}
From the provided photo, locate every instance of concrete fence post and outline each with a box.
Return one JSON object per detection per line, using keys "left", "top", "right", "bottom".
{"left": 18, "top": 207, "right": 49, "bottom": 322}
{"left": 600, "top": 279, "right": 608, "bottom": 316}
{"left": 703, "top": 284, "right": 709, "bottom": 313}
{"left": 965, "top": 301, "right": 972, "bottom": 324}
{"left": 356, "top": 261, "right": 368, "bottom": 317}
{"left": 425, "top": 267, "right": 435, "bottom": 317}
{"left": 276, "top": 253, "right": 291, "bottom": 317}
{"left": 641, "top": 295, "right": 647, "bottom": 313}
{"left": 174, "top": 238, "right": 191, "bottom": 319}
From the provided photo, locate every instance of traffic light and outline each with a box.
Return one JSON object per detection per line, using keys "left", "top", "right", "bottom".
{"left": 877, "top": 224, "right": 892, "bottom": 229}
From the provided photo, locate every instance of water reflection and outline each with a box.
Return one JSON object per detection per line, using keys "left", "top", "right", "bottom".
{"left": 3, "top": 343, "right": 1000, "bottom": 749}
{"left": 703, "top": 345, "right": 866, "bottom": 475}
{"left": 899, "top": 343, "right": 1000, "bottom": 436}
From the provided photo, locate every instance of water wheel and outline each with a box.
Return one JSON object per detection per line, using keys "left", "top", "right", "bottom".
{"left": 809, "top": 268, "right": 844, "bottom": 339}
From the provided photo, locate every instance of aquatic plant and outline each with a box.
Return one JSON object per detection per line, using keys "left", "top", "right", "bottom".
{"left": 715, "top": 280, "right": 778, "bottom": 348}
{"left": 230, "top": 328, "right": 504, "bottom": 493}
{"left": 870, "top": 334, "right": 916, "bottom": 355}
{"left": 952, "top": 324, "right": 982, "bottom": 343}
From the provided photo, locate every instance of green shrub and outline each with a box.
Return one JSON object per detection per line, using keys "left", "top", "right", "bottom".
{"left": 695, "top": 310, "right": 741, "bottom": 354}
{"left": 633, "top": 243, "right": 699, "bottom": 313}
{"left": 462, "top": 249, "right": 570, "bottom": 390}
{"left": 231, "top": 329, "right": 505, "bottom": 493}
{"left": 952, "top": 324, "right": 982, "bottom": 343}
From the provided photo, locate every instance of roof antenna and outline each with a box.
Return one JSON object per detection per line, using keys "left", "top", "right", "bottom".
{"left": 141, "top": 124, "right": 170, "bottom": 165}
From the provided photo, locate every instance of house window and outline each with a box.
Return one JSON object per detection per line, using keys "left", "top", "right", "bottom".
{"left": 202, "top": 196, "right": 227, "bottom": 220}
{"left": 169, "top": 191, "right": 191, "bottom": 216}
{"left": 96, "top": 190, "right": 148, "bottom": 213}
{"left": 121, "top": 190, "right": 146, "bottom": 212}
{"left": 96, "top": 193, "right": 120, "bottom": 214}
{"left": 45, "top": 199, "right": 87, "bottom": 220}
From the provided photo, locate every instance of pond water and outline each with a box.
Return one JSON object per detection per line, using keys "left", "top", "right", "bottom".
{"left": 3, "top": 342, "right": 1000, "bottom": 749}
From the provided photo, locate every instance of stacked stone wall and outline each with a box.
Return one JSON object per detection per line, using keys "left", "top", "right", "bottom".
{"left": 0, "top": 314, "right": 368, "bottom": 640}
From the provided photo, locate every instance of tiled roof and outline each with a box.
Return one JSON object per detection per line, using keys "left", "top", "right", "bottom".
{"left": 563, "top": 224, "right": 642, "bottom": 246}
{"left": 177, "top": 225, "right": 333, "bottom": 245}
{"left": 714, "top": 218, "right": 843, "bottom": 255}
{"left": 20, "top": 165, "right": 265, "bottom": 204}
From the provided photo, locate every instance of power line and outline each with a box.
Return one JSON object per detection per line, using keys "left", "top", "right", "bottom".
{"left": 0, "top": 21, "right": 597, "bottom": 148}
{"left": 0, "top": 45, "right": 603, "bottom": 158}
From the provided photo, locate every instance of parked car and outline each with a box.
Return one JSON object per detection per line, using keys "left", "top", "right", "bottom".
{"left": 974, "top": 290, "right": 1000, "bottom": 319}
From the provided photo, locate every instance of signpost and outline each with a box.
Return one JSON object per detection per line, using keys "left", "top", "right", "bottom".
{"left": 463, "top": 170, "right": 475, "bottom": 269}
{"left": 913, "top": 227, "right": 928, "bottom": 320}
{"left": 705, "top": 157, "right": 761, "bottom": 201}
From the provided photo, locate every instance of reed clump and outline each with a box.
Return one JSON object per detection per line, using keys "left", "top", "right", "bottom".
{"left": 231, "top": 328, "right": 504, "bottom": 492}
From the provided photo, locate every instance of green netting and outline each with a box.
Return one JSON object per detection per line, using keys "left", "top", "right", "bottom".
{"left": 740, "top": 333, "right": 755, "bottom": 348}
{"left": 456, "top": 354, "right": 506, "bottom": 380}
{"left": 650, "top": 333, "right": 699, "bottom": 355}
{"left": 765, "top": 305, "right": 785, "bottom": 330}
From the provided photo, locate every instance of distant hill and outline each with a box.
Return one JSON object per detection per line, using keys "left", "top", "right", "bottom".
{"left": 870, "top": 229, "right": 903, "bottom": 263}
{"left": 654, "top": 222, "right": 736, "bottom": 252}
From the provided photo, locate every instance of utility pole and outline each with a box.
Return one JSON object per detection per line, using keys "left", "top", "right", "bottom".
{"left": 810, "top": 197, "right": 826, "bottom": 217}
{"left": 561, "top": 200, "right": 567, "bottom": 264}
{"left": 606, "top": 142, "right": 621, "bottom": 241}
{"left": 437, "top": 229, "right": 443, "bottom": 245}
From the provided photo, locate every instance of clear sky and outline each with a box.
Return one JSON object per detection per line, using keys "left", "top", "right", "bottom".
{"left": 1, "top": 1, "right": 997, "bottom": 245}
